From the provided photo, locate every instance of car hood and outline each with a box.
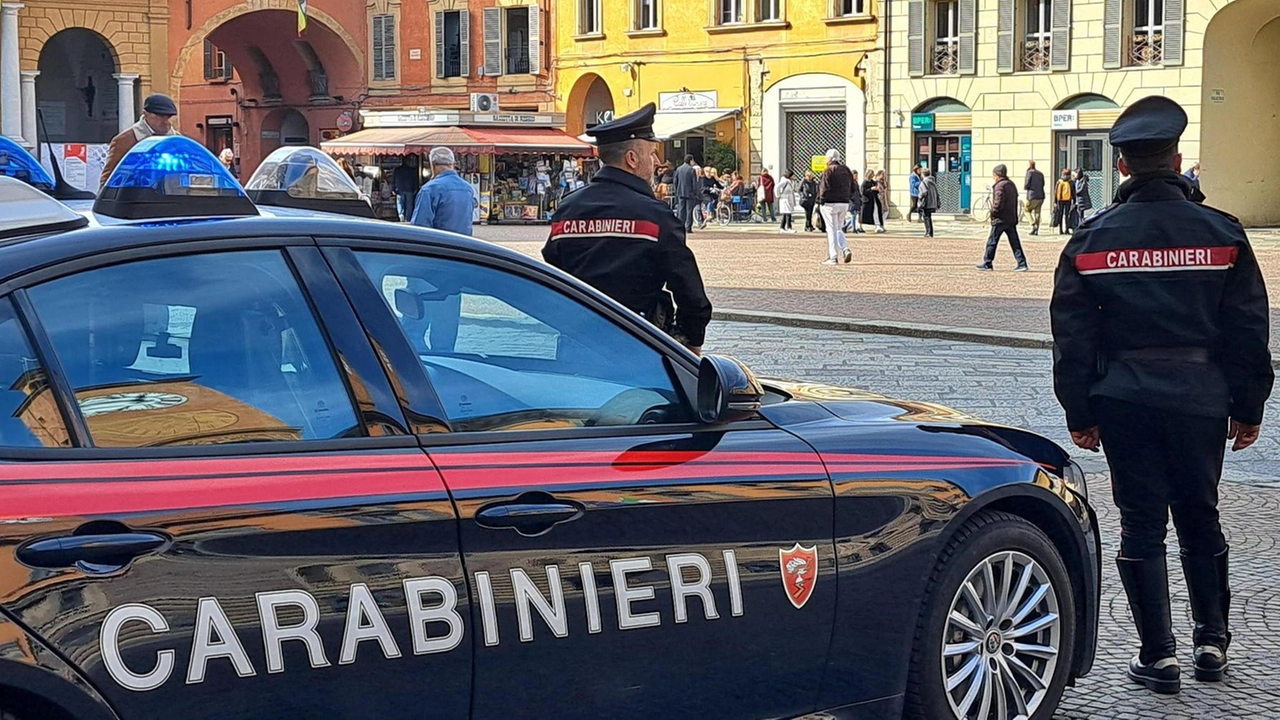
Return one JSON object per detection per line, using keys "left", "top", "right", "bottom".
{"left": 762, "top": 377, "right": 986, "bottom": 425}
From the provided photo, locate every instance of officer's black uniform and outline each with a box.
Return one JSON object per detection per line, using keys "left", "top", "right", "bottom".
{"left": 1051, "top": 97, "right": 1274, "bottom": 692}
{"left": 544, "top": 104, "right": 712, "bottom": 349}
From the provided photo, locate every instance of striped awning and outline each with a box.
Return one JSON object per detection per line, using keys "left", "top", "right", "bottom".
{"left": 322, "top": 126, "right": 593, "bottom": 157}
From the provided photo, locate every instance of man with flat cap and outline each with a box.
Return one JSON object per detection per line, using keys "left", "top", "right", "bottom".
{"left": 99, "top": 93, "right": 181, "bottom": 189}
{"left": 1050, "top": 96, "right": 1272, "bottom": 694}
{"left": 544, "top": 103, "right": 712, "bottom": 354}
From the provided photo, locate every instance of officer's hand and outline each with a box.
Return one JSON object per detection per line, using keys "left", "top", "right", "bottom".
{"left": 686, "top": 345, "right": 703, "bottom": 357}
{"left": 1070, "top": 427, "right": 1100, "bottom": 452}
{"left": 1229, "top": 420, "right": 1261, "bottom": 452}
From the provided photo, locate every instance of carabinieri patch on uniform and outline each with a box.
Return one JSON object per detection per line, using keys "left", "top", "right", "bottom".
{"left": 1074, "top": 246, "right": 1238, "bottom": 275}
{"left": 780, "top": 543, "right": 818, "bottom": 609}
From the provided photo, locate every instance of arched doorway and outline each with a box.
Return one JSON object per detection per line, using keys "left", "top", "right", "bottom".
{"left": 36, "top": 28, "right": 121, "bottom": 144}
{"left": 565, "top": 73, "right": 615, "bottom": 137}
{"left": 1202, "top": 0, "right": 1280, "bottom": 225}
{"left": 260, "top": 108, "right": 310, "bottom": 158}
{"left": 912, "top": 97, "right": 972, "bottom": 213}
{"left": 1054, "top": 94, "right": 1122, "bottom": 204}
{"left": 763, "top": 72, "right": 867, "bottom": 182}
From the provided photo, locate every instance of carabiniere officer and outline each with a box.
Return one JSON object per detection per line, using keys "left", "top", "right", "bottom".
{"left": 544, "top": 103, "right": 713, "bottom": 356}
{"left": 1050, "top": 96, "right": 1274, "bottom": 695}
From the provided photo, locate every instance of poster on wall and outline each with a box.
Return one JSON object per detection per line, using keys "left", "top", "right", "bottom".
{"left": 38, "top": 143, "right": 109, "bottom": 192}
{"left": 38, "top": 102, "right": 67, "bottom": 136}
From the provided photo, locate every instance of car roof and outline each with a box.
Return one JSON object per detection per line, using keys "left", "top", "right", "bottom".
{"left": 0, "top": 209, "right": 538, "bottom": 288}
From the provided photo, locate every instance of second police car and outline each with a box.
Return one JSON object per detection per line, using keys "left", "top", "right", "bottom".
{"left": 0, "top": 136, "right": 1098, "bottom": 720}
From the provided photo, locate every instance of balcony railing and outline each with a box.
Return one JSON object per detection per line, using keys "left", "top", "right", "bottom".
{"left": 443, "top": 47, "right": 462, "bottom": 78}
{"left": 932, "top": 43, "right": 959, "bottom": 75}
{"left": 506, "top": 48, "right": 530, "bottom": 75}
{"left": 1131, "top": 31, "right": 1163, "bottom": 66}
{"left": 1022, "top": 37, "right": 1051, "bottom": 71}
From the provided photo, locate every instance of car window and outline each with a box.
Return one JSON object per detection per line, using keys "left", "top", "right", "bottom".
{"left": 356, "top": 251, "right": 691, "bottom": 432}
{"left": 27, "top": 250, "right": 362, "bottom": 448}
{"left": 0, "top": 298, "right": 71, "bottom": 448}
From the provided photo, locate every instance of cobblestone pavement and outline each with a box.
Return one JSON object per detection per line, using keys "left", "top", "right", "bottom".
{"left": 704, "top": 322, "right": 1280, "bottom": 719}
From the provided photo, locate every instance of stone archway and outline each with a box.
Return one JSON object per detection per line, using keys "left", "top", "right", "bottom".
{"left": 565, "top": 73, "right": 615, "bottom": 138}
{"left": 36, "top": 28, "right": 120, "bottom": 144}
{"left": 1202, "top": 0, "right": 1280, "bottom": 226}
{"left": 172, "top": 0, "right": 364, "bottom": 106}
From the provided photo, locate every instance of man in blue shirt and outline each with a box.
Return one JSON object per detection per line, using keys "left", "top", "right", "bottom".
{"left": 411, "top": 147, "right": 475, "bottom": 235}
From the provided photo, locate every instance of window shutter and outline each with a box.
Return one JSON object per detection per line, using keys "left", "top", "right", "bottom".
{"left": 958, "top": 0, "right": 977, "bottom": 74}
{"left": 224, "top": 55, "right": 234, "bottom": 81}
{"left": 908, "top": 0, "right": 925, "bottom": 77}
{"left": 384, "top": 16, "right": 398, "bottom": 80}
{"left": 1103, "top": 0, "right": 1122, "bottom": 69}
{"left": 435, "top": 11, "right": 445, "bottom": 78}
{"left": 483, "top": 7, "right": 503, "bottom": 77}
{"left": 372, "top": 17, "right": 384, "bottom": 80}
{"left": 528, "top": 4, "right": 541, "bottom": 74}
{"left": 459, "top": 11, "right": 470, "bottom": 77}
{"left": 1050, "top": 0, "right": 1071, "bottom": 70}
{"left": 996, "top": 0, "right": 1015, "bottom": 74}
{"left": 203, "top": 40, "right": 213, "bottom": 80}
{"left": 1163, "top": 0, "right": 1184, "bottom": 66}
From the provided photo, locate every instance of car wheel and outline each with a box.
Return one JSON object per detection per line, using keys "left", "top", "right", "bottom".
{"left": 905, "top": 510, "right": 1076, "bottom": 720}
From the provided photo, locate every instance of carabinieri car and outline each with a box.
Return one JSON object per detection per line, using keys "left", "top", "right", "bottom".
{"left": 0, "top": 137, "right": 1098, "bottom": 720}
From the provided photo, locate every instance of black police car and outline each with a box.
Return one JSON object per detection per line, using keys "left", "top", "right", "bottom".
{"left": 0, "top": 138, "right": 1097, "bottom": 720}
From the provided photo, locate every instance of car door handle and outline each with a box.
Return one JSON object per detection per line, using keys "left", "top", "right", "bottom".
{"left": 17, "top": 528, "right": 170, "bottom": 570}
{"left": 475, "top": 493, "right": 584, "bottom": 537}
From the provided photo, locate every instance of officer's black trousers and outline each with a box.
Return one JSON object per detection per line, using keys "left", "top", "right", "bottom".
{"left": 1097, "top": 398, "right": 1228, "bottom": 560}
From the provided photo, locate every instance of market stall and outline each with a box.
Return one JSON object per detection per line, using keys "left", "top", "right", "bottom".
{"left": 322, "top": 116, "right": 594, "bottom": 225}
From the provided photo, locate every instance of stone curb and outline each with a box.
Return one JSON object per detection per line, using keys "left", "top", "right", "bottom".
{"left": 714, "top": 309, "right": 1055, "bottom": 349}
{"left": 716, "top": 308, "right": 1280, "bottom": 369}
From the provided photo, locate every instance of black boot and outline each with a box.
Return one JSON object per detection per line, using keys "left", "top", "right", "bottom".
{"left": 1117, "top": 556, "right": 1181, "bottom": 694}
{"left": 1181, "top": 548, "right": 1231, "bottom": 681}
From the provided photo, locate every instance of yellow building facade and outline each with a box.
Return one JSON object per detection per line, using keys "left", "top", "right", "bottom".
{"left": 555, "top": 0, "right": 880, "bottom": 176}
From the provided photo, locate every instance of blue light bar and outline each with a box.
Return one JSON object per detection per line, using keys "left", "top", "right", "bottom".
{"left": 95, "top": 135, "right": 258, "bottom": 220}
{"left": 0, "top": 136, "right": 56, "bottom": 190}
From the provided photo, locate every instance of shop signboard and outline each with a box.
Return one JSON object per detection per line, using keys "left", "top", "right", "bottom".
{"left": 362, "top": 110, "right": 460, "bottom": 128}
{"left": 658, "top": 91, "right": 719, "bottom": 111}
{"left": 473, "top": 113, "right": 554, "bottom": 125}
{"left": 911, "top": 113, "right": 935, "bottom": 132}
{"left": 810, "top": 155, "right": 827, "bottom": 173}
{"left": 1051, "top": 109, "right": 1079, "bottom": 131}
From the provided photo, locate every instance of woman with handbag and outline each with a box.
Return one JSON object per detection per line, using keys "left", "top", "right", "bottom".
{"left": 776, "top": 170, "right": 798, "bottom": 233}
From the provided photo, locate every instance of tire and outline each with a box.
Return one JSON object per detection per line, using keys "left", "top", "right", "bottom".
{"left": 905, "top": 510, "right": 1077, "bottom": 720}
{"left": 716, "top": 205, "right": 731, "bottom": 226}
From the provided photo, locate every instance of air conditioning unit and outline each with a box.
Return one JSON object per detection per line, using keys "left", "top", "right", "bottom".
{"left": 471, "top": 93, "right": 499, "bottom": 113}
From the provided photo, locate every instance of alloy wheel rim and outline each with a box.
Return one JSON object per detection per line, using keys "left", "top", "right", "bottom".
{"left": 940, "top": 550, "right": 1061, "bottom": 720}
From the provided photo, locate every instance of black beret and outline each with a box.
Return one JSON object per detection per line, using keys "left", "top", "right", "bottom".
{"left": 1110, "top": 96, "right": 1187, "bottom": 156}
{"left": 143, "top": 94, "right": 178, "bottom": 116}
{"left": 586, "top": 103, "right": 657, "bottom": 145}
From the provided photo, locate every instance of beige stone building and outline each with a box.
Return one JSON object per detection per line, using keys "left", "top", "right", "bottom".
{"left": 866, "top": 0, "right": 1280, "bottom": 226}
{"left": 1, "top": 0, "right": 168, "bottom": 162}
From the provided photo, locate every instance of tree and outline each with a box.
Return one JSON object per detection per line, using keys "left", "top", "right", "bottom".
{"left": 702, "top": 141, "right": 739, "bottom": 175}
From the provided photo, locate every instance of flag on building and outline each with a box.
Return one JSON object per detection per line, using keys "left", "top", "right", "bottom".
{"left": 297, "top": 0, "right": 308, "bottom": 35}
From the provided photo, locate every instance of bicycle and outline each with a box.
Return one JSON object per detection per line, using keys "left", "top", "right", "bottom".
{"left": 716, "top": 196, "right": 765, "bottom": 226}
{"left": 973, "top": 186, "right": 1027, "bottom": 224}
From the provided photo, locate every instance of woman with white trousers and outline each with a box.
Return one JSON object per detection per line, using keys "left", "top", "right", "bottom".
{"left": 816, "top": 149, "right": 855, "bottom": 265}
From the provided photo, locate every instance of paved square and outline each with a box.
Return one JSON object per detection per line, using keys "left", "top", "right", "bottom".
{"left": 705, "top": 322, "right": 1280, "bottom": 719}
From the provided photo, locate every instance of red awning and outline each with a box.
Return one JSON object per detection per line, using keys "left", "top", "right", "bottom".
{"left": 321, "top": 126, "right": 594, "bottom": 157}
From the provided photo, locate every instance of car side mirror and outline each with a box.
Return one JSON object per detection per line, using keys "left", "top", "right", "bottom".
{"left": 697, "top": 354, "right": 764, "bottom": 424}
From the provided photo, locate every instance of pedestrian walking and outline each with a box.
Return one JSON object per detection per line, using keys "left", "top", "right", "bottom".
{"left": 918, "top": 168, "right": 939, "bottom": 237}
{"left": 817, "top": 149, "right": 855, "bottom": 265}
{"left": 759, "top": 168, "right": 777, "bottom": 221}
{"left": 776, "top": 170, "right": 798, "bottom": 233}
{"left": 1072, "top": 169, "right": 1093, "bottom": 228}
{"left": 975, "top": 164, "right": 1029, "bottom": 271}
{"left": 848, "top": 169, "right": 864, "bottom": 233}
{"left": 1053, "top": 168, "right": 1075, "bottom": 234}
{"left": 907, "top": 166, "right": 923, "bottom": 222}
{"left": 860, "top": 171, "right": 882, "bottom": 232}
{"left": 1050, "top": 96, "right": 1273, "bottom": 695}
{"left": 800, "top": 170, "right": 818, "bottom": 232}
{"left": 391, "top": 156, "right": 420, "bottom": 222}
{"left": 873, "top": 171, "right": 889, "bottom": 232}
{"left": 673, "top": 154, "right": 700, "bottom": 232}
{"left": 543, "top": 103, "right": 712, "bottom": 355}
{"left": 410, "top": 147, "right": 476, "bottom": 235}
{"left": 100, "top": 94, "right": 180, "bottom": 188}
{"left": 1025, "top": 160, "right": 1046, "bottom": 235}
